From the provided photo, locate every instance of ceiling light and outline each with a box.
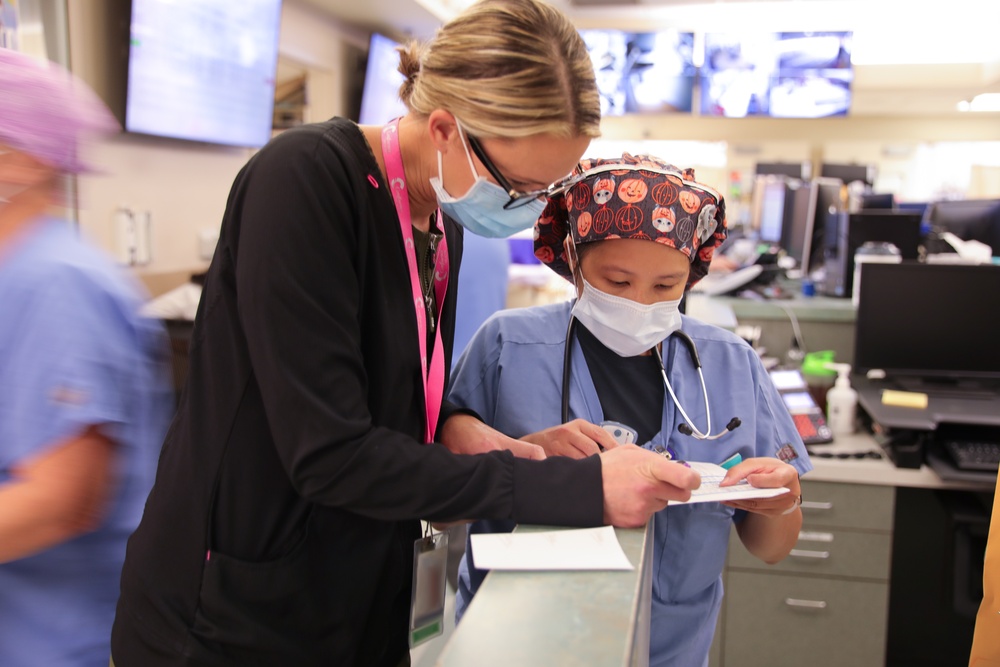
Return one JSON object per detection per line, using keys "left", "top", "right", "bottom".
{"left": 958, "top": 93, "right": 1000, "bottom": 112}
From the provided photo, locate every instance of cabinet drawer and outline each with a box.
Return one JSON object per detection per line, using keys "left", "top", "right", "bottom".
{"left": 727, "top": 527, "right": 891, "bottom": 580}
{"left": 722, "top": 571, "right": 888, "bottom": 667}
{"left": 798, "top": 480, "right": 894, "bottom": 531}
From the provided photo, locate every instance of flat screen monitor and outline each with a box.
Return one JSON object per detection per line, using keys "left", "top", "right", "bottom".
{"left": 861, "top": 193, "right": 896, "bottom": 210}
{"left": 848, "top": 211, "right": 923, "bottom": 259}
{"left": 925, "top": 199, "right": 1000, "bottom": 253}
{"left": 754, "top": 175, "right": 790, "bottom": 244}
{"left": 854, "top": 263, "right": 1000, "bottom": 381}
{"left": 820, "top": 162, "right": 873, "bottom": 186}
{"left": 897, "top": 201, "right": 929, "bottom": 217}
{"left": 755, "top": 161, "right": 810, "bottom": 179}
{"left": 701, "top": 31, "right": 852, "bottom": 118}
{"left": 785, "top": 178, "right": 842, "bottom": 274}
{"left": 826, "top": 210, "right": 923, "bottom": 297}
{"left": 125, "top": 0, "right": 282, "bottom": 148}
{"left": 358, "top": 33, "right": 408, "bottom": 125}
{"left": 580, "top": 29, "right": 696, "bottom": 115}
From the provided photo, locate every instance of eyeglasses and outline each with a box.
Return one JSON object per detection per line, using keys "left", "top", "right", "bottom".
{"left": 465, "top": 133, "right": 576, "bottom": 210}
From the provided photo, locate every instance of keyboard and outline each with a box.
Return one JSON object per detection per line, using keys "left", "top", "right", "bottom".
{"left": 943, "top": 440, "right": 1000, "bottom": 472}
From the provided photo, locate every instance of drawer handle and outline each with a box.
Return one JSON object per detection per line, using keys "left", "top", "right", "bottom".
{"left": 790, "top": 549, "right": 830, "bottom": 559}
{"left": 798, "top": 531, "right": 834, "bottom": 543}
{"left": 785, "top": 598, "right": 828, "bottom": 610}
{"left": 800, "top": 501, "right": 834, "bottom": 511}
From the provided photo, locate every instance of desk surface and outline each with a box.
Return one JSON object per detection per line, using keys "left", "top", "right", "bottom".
{"left": 714, "top": 293, "right": 856, "bottom": 323}
{"left": 805, "top": 432, "right": 995, "bottom": 491}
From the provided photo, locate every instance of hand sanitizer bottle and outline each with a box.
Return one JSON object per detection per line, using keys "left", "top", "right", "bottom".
{"left": 825, "top": 363, "right": 858, "bottom": 436}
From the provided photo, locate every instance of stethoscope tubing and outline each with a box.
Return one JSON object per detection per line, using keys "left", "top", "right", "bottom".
{"left": 561, "top": 317, "right": 736, "bottom": 441}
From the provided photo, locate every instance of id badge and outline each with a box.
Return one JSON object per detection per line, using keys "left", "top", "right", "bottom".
{"left": 409, "top": 530, "right": 449, "bottom": 648}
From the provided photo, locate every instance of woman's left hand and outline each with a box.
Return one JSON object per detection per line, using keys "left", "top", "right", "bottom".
{"left": 438, "top": 413, "right": 546, "bottom": 460}
{"left": 718, "top": 457, "right": 801, "bottom": 518}
{"left": 520, "top": 419, "right": 620, "bottom": 459}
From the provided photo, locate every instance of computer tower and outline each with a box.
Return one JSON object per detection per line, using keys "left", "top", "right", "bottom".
{"left": 822, "top": 211, "right": 923, "bottom": 298}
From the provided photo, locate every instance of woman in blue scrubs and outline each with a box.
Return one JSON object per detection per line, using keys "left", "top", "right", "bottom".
{"left": 448, "top": 154, "right": 812, "bottom": 667}
{"left": 0, "top": 49, "right": 172, "bottom": 667}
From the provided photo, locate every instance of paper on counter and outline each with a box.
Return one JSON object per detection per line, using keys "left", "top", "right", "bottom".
{"left": 669, "top": 461, "right": 789, "bottom": 505}
{"left": 470, "top": 525, "right": 634, "bottom": 571}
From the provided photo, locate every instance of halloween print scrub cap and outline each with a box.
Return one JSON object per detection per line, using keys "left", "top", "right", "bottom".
{"left": 533, "top": 153, "right": 728, "bottom": 288}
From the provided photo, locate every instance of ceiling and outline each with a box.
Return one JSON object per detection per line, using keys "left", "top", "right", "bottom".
{"left": 295, "top": 0, "right": 1000, "bottom": 116}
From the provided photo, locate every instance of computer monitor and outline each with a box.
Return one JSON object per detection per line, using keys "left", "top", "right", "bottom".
{"left": 783, "top": 178, "right": 842, "bottom": 275}
{"left": 822, "top": 210, "right": 923, "bottom": 297}
{"left": 897, "top": 201, "right": 929, "bottom": 217}
{"left": 754, "top": 176, "right": 790, "bottom": 244}
{"left": 820, "top": 162, "right": 873, "bottom": 186}
{"left": 861, "top": 193, "right": 896, "bottom": 210}
{"left": 358, "top": 33, "right": 408, "bottom": 125}
{"left": 854, "top": 262, "right": 1000, "bottom": 383}
{"left": 755, "top": 161, "right": 810, "bottom": 180}
{"left": 925, "top": 199, "right": 1000, "bottom": 254}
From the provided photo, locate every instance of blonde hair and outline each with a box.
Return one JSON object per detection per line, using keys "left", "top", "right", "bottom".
{"left": 397, "top": 0, "right": 600, "bottom": 140}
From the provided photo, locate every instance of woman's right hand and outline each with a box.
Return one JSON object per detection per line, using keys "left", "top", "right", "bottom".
{"left": 599, "top": 446, "right": 701, "bottom": 527}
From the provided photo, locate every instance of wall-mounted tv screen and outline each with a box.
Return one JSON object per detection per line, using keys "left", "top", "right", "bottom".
{"left": 579, "top": 29, "right": 696, "bottom": 115}
{"left": 701, "top": 31, "right": 852, "bottom": 118}
{"left": 125, "top": 0, "right": 282, "bottom": 148}
{"left": 358, "top": 32, "right": 408, "bottom": 125}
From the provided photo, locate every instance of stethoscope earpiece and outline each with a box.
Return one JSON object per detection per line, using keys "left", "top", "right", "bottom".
{"left": 677, "top": 418, "right": 741, "bottom": 441}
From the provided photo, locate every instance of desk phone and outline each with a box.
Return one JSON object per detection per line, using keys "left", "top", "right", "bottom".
{"left": 768, "top": 368, "right": 833, "bottom": 445}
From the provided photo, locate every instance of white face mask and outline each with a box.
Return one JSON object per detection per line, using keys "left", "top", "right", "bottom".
{"left": 571, "top": 277, "right": 682, "bottom": 357}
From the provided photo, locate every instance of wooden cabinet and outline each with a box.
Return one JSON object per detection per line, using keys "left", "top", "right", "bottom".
{"left": 710, "top": 480, "right": 894, "bottom": 667}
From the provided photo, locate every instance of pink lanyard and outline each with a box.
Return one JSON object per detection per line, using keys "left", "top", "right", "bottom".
{"left": 381, "top": 119, "right": 450, "bottom": 443}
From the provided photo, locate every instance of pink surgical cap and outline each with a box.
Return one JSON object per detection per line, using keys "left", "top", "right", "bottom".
{"left": 0, "top": 48, "right": 119, "bottom": 174}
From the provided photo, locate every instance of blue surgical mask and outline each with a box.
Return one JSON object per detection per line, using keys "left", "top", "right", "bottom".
{"left": 428, "top": 120, "right": 546, "bottom": 238}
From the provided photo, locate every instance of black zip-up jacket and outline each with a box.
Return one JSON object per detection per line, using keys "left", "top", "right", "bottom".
{"left": 111, "top": 118, "right": 603, "bottom": 666}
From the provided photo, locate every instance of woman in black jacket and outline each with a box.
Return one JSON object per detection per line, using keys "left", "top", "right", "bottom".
{"left": 111, "top": 2, "right": 699, "bottom": 665}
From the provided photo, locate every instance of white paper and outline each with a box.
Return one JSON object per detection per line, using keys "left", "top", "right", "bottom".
{"left": 470, "top": 525, "right": 634, "bottom": 571}
{"left": 669, "top": 461, "right": 789, "bottom": 505}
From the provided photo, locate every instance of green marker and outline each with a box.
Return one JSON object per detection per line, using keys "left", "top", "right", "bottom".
{"left": 720, "top": 453, "right": 742, "bottom": 470}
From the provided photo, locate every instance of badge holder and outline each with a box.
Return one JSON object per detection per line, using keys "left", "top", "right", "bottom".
{"left": 409, "top": 525, "right": 449, "bottom": 648}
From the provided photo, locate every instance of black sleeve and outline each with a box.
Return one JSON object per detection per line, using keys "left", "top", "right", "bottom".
{"left": 234, "top": 124, "right": 603, "bottom": 527}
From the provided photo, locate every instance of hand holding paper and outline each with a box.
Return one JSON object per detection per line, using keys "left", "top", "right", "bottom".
{"left": 668, "top": 460, "right": 790, "bottom": 505}
{"left": 600, "top": 446, "right": 701, "bottom": 527}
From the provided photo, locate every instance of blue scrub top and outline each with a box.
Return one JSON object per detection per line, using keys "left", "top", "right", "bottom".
{"left": 0, "top": 218, "right": 173, "bottom": 667}
{"left": 447, "top": 300, "right": 812, "bottom": 667}
{"left": 452, "top": 234, "right": 510, "bottom": 367}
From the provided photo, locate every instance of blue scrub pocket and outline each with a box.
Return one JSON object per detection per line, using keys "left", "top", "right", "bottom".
{"left": 652, "top": 502, "right": 735, "bottom": 604}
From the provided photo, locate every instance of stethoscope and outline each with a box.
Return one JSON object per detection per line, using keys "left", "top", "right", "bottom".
{"left": 560, "top": 317, "right": 742, "bottom": 441}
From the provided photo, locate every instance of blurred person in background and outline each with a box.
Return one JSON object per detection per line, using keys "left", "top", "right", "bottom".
{"left": 0, "top": 47, "right": 173, "bottom": 666}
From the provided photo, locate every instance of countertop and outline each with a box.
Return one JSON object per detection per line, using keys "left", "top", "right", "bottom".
{"left": 803, "top": 431, "right": 995, "bottom": 491}
{"left": 434, "top": 523, "right": 652, "bottom": 667}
